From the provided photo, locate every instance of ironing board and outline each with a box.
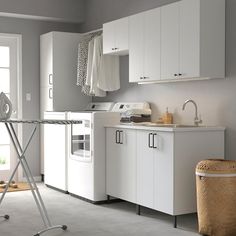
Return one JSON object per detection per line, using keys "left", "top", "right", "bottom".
{"left": 0, "top": 119, "right": 82, "bottom": 236}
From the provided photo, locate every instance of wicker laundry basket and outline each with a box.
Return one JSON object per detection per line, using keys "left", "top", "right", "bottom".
{"left": 196, "top": 159, "right": 236, "bottom": 236}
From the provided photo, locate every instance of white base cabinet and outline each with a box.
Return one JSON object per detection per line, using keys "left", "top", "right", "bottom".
{"left": 106, "top": 128, "right": 136, "bottom": 203}
{"left": 106, "top": 126, "right": 225, "bottom": 216}
{"left": 44, "top": 112, "right": 68, "bottom": 191}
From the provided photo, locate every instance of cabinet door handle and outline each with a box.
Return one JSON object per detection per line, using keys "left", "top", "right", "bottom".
{"left": 140, "top": 77, "right": 144, "bottom": 80}
{"left": 119, "top": 131, "right": 123, "bottom": 144}
{"left": 49, "top": 88, "right": 53, "bottom": 99}
{"left": 152, "top": 133, "right": 157, "bottom": 149}
{"left": 148, "top": 133, "right": 153, "bottom": 148}
{"left": 143, "top": 76, "right": 149, "bottom": 79}
{"left": 174, "top": 74, "right": 178, "bottom": 77}
{"left": 115, "top": 130, "right": 119, "bottom": 144}
{"left": 49, "top": 74, "right": 53, "bottom": 85}
{"left": 178, "top": 73, "right": 182, "bottom": 76}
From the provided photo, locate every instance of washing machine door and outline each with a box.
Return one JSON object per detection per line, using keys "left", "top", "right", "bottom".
{"left": 69, "top": 116, "right": 92, "bottom": 162}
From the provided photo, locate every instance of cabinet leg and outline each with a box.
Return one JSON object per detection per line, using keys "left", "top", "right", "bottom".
{"left": 107, "top": 195, "right": 111, "bottom": 203}
{"left": 136, "top": 205, "right": 141, "bottom": 215}
{"left": 173, "top": 216, "right": 177, "bottom": 228}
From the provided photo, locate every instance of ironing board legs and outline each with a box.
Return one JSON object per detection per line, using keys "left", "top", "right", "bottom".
{"left": 0, "top": 123, "right": 67, "bottom": 235}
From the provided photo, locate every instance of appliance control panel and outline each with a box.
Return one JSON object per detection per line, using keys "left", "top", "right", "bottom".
{"left": 85, "top": 102, "right": 114, "bottom": 111}
{"left": 112, "top": 102, "right": 150, "bottom": 113}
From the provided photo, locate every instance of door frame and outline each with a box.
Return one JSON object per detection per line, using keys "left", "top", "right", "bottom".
{"left": 0, "top": 33, "right": 23, "bottom": 181}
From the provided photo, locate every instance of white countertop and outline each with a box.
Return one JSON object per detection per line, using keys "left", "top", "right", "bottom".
{"left": 105, "top": 123, "right": 226, "bottom": 132}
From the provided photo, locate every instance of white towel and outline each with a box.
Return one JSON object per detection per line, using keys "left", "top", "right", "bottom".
{"left": 95, "top": 35, "right": 120, "bottom": 91}
{"left": 85, "top": 38, "right": 94, "bottom": 88}
{"left": 86, "top": 37, "right": 106, "bottom": 97}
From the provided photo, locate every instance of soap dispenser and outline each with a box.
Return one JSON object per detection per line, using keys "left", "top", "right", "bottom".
{"left": 162, "top": 107, "right": 173, "bottom": 124}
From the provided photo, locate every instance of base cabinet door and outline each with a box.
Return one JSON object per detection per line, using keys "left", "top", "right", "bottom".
{"left": 137, "top": 131, "right": 174, "bottom": 213}
{"left": 153, "top": 132, "right": 174, "bottom": 215}
{"left": 136, "top": 130, "right": 154, "bottom": 209}
{"left": 106, "top": 128, "right": 136, "bottom": 203}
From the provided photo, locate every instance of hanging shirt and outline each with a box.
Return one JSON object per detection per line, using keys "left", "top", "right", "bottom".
{"left": 95, "top": 35, "right": 120, "bottom": 92}
{"left": 86, "top": 37, "right": 106, "bottom": 97}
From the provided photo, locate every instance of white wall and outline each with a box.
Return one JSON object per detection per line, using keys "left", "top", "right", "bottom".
{"left": 82, "top": 0, "right": 236, "bottom": 160}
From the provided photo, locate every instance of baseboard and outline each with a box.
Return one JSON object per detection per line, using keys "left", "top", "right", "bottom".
{"left": 22, "top": 176, "right": 42, "bottom": 182}
{"left": 69, "top": 193, "right": 123, "bottom": 205}
{"left": 45, "top": 184, "right": 69, "bottom": 194}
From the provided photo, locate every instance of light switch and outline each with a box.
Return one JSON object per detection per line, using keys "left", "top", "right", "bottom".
{"left": 26, "top": 93, "right": 31, "bottom": 101}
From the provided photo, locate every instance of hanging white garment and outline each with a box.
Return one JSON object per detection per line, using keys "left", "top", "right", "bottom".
{"left": 85, "top": 38, "right": 94, "bottom": 88}
{"left": 77, "top": 31, "right": 102, "bottom": 96}
{"left": 95, "top": 35, "right": 120, "bottom": 91}
{"left": 86, "top": 37, "right": 106, "bottom": 97}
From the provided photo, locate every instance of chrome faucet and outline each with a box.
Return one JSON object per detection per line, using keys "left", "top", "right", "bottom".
{"left": 182, "top": 99, "right": 202, "bottom": 126}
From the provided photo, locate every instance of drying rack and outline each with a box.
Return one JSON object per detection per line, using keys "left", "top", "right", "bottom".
{"left": 0, "top": 119, "right": 82, "bottom": 236}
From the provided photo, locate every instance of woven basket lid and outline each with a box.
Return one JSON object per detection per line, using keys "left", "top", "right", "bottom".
{"left": 196, "top": 159, "right": 236, "bottom": 174}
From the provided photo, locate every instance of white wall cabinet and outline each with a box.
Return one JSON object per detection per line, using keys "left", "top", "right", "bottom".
{"left": 103, "top": 17, "right": 129, "bottom": 55}
{"left": 106, "top": 128, "right": 136, "bottom": 203}
{"left": 106, "top": 126, "right": 225, "bottom": 216}
{"left": 40, "top": 31, "right": 91, "bottom": 115}
{"left": 129, "top": 8, "right": 161, "bottom": 83}
{"left": 128, "top": 0, "right": 225, "bottom": 83}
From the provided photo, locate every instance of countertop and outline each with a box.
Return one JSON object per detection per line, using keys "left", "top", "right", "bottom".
{"left": 105, "top": 123, "right": 226, "bottom": 132}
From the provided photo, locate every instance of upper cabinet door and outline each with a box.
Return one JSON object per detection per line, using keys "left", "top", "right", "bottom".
{"left": 161, "top": 2, "right": 180, "bottom": 80}
{"left": 144, "top": 8, "right": 161, "bottom": 82}
{"left": 115, "top": 17, "right": 129, "bottom": 55}
{"left": 103, "top": 21, "right": 115, "bottom": 55}
{"left": 179, "top": 0, "right": 200, "bottom": 79}
{"left": 103, "top": 17, "right": 129, "bottom": 55}
{"left": 40, "top": 33, "right": 53, "bottom": 88}
{"left": 129, "top": 13, "right": 144, "bottom": 83}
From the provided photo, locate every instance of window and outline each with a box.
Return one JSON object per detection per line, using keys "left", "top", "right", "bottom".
{"left": 0, "top": 46, "right": 11, "bottom": 170}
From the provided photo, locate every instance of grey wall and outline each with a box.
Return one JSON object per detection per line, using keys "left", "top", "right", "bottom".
{"left": 0, "top": 0, "right": 85, "bottom": 23}
{"left": 81, "top": 0, "right": 236, "bottom": 160}
{"left": 80, "top": 0, "right": 177, "bottom": 32}
{"left": 0, "top": 16, "right": 81, "bottom": 176}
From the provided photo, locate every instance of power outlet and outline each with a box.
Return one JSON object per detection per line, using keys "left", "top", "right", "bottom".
{"left": 26, "top": 93, "right": 31, "bottom": 101}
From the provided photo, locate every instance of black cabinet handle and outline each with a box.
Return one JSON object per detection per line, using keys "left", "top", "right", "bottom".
{"left": 152, "top": 133, "right": 157, "bottom": 149}
{"left": 140, "top": 77, "right": 144, "bottom": 80}
{"left": 119, "top": 131, "right": 123, "bottom": 144}
{"left": 115, "top": 130, "right": 119, "bottom": 144}
{"left": 148, "top": 133, "right": 153, "bottom": 148}
{"left": 178, "top": 73, "right": 182, "bottom": 76}
{"left": 143, "top": 76, "right": 149, "bottom": 79}
{"left": 174, "top": 74, "right": 178, "bottom": 77}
